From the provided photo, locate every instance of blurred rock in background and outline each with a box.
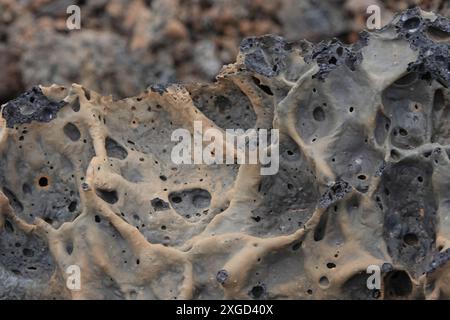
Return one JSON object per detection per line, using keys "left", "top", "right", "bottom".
{"left": 0, "top": 0, "right": 448, "bottom": 103}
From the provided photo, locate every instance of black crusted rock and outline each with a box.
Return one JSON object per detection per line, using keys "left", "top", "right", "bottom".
{"left": 319, "top": 180, "right": 352, "bottom": 208}
{"left": 1, "top": 86, "right": 66, "bottom": 128}
{"left": 216, "top": 269, "right": 228, "bottom": 284}
{"left": 394, "top": 7, "right": 450, "bottom": 87}
{"left": 304, "top": 33, "right": 368, "bottom": 81}
{"left": 240, "top": 35, "right": 292, "bottom": 78}
{"left": 149, "top": 83, "right": 171, "bottom": 95}
{"left": 151, "top": 198, "right": 170, "bottom": 211}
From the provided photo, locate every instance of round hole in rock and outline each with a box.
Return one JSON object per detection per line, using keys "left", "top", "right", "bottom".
{"left": 427, "top": 26, "right": 450, "bottom": 41}
{"left": 403, "top": 17, "right": 421, "bottom": 32}
{"left": 349, "top": 107, "right": 354, "bottom": 113}
{"left": 252, "top": 216, "right": 261, "bottom": 222}
{"left": 66, "top": 243, "right": 74, "bottom": 255}
{"left": 68, "top": 201, "right": 77, "bottom": 212}
{"left": 390, "top": 149, "right": 400, "bottom": 159}
{"left": 22, "top": 248, "right": 34, "bottom": 257}
{"left": 417, "top": 176, "right": 423, "bottom": 183}
{"left": 38, "top": 177, "right": 49, "bottom": 187}
{"left": 357, "top": 175, "right": 367, "bottom": 180}
{"left": 105, "top": 137, "right": 128, "bottom": 160}
{"left": 95, "top": 189, "right": 118, "bottom": 204}
{"left": 169, "top": 189, "right": 212, "bottom": 218}
{"left": 71, "top": 97, "right": 80, "bottom": 112}
{"left": 384, "top": 270, "right": 412, "bottom": 297}
{"left": 250, "top": 284, "right": 265, "bottom": 299}
{"left": 313, "top": 106, "right": 326, "bottom": 121}
{"left": 63, "top": 123, "right": 81, "bottom": 141}
{"left": 319, "top": 276, "right": 330, "bottom": 288}
{"left": 399, "top": 128, "right": 408, "bottom": 136}
{"left": 151, "top": 198, "right": 169, "bottom": 211}
{"left": 327, "top": 263, "right": 336, "bottom": 269}
{"left": 403, "top": 233, "right": 418, "bottom": 246}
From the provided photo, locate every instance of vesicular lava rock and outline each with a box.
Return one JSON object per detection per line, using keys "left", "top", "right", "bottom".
{"left": 0, "top": 8, "right": 450, "bottom": 300}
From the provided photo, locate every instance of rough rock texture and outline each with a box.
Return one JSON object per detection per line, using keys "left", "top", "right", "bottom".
{"left": 0, "top": 8, "right": 450, "bottom": 300}
{"left": 0, "top": 0, "right": 449, "bottom": 105}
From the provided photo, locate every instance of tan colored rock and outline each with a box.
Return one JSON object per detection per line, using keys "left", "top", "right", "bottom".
{"left": 0, "top": 5, "right": 449, "bottom": 300}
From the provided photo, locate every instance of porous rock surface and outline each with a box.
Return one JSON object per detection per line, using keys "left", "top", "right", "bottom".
{"left": 0, "top": 8, "right": 450, "bottom": 300}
